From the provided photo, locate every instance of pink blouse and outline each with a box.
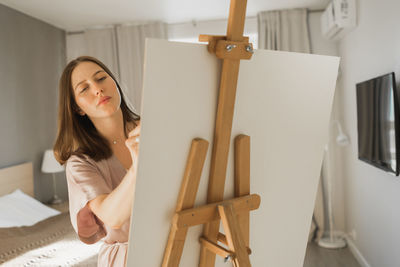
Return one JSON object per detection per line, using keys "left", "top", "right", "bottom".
{"left": 66, "top": 154, "right": 131, "bottom": 267}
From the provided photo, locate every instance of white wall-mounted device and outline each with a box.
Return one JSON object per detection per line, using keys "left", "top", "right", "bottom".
{"left": 321, "top": 0, "right": 356, "bottom": 41}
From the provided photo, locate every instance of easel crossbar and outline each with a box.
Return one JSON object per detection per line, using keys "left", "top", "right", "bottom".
{"left": 200, "top": 237, "right": 232, "bottom": 259}
{"left": 172, "top": 194, "right": 260, "bottom": 228}
{"left": 200, "top": 234, "right": 252, "bottom": 258}
{"left": 217, "top": 233, "right": 251, "bottom": 255}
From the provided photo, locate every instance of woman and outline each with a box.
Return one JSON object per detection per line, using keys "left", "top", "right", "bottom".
{"left": 54, "top": 56, "right": 140, "bottom": 267}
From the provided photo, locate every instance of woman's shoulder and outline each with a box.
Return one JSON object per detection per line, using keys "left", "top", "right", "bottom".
{"left": 66, "top": 152, "right": 116, "bottom": 174}
{"left": 66, "top": 153, "right": 97, "bottom": 170}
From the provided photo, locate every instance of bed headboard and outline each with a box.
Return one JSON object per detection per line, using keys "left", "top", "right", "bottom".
{"left": 0, "top": 162, "right": 34, "bottom": 197}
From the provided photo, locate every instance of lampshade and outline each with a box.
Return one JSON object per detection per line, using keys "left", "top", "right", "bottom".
{"left": 41, "top": 150, "right": 64, "bottom": 173}
{"left": 332, "top": 120, "right": 350, "bottom": 146}
{"left": 336, "top": 133, "right": 350, "bottom": 146}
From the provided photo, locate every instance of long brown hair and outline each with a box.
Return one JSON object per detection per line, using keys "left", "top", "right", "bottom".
{"left": 53, "top": 56, "right": 140, "bottom": 164}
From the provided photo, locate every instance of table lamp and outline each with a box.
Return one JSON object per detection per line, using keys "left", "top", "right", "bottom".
{"left": 41, "top": 149, "right": 65, "bottom": 204}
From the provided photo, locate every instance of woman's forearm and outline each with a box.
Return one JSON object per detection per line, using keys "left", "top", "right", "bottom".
{"left": 89, "top": 166, "right": 137, "bottom": 229}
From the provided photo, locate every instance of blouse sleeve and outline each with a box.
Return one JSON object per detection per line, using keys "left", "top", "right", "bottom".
{"left": 65, "top": 155, "right": 111, "bottom": 244}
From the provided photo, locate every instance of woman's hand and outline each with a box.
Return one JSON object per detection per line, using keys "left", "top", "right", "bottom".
{"left": 125, "top": 121, "right": 141, "bottom": 169}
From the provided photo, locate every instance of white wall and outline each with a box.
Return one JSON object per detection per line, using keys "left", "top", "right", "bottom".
{"left": 167, "top": 17, "right": 258, "bottom": 48}
{"left": 338, "top": 0, "right": 400, "bottom": 266}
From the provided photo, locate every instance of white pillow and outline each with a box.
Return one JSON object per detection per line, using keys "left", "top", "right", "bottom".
{"left": 0, "top": 189, "right": 61, "bottom": 227}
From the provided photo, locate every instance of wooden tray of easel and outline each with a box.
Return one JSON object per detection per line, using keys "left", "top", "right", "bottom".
{"left": 162, "top": 0, "right": 261, "bottom": 266}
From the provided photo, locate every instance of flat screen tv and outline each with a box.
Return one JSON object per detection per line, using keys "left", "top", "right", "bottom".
{"left": 356, "top": 72, "right": 400, "bottom": 175}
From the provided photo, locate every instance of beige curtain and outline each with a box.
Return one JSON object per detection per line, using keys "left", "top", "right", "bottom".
{"left": 258, "top": 8, "right": 311, "bottom": 53}
{"left": 84, "top": 28, "right": 120, "bottom": 80}
{"left": 65, "top": 22, "right": 167, "bottom": 114}
{"left": 66, "top": 33, "right": 87, "bottom": 62}
{"left": 65, "top": 27, "right": 120, "bottom": 80}
{"left": 257, "top": 8, "right": 324, "bottom": 242}
{"left": 116, "top": 22, "right": 168, "bottom": 114}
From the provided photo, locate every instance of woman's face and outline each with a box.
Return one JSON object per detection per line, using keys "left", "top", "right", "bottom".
{"left": 71, "top": 61, "right": 121, "bottom": 119}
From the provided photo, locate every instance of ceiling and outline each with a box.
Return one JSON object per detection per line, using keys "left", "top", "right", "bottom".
{"left": 0, "top": 0, "right": 329, "bottom": 31}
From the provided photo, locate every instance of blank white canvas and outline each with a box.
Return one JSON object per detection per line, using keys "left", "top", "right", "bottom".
{"left": 127, "top": 38, "right": 339, "bottom": 267}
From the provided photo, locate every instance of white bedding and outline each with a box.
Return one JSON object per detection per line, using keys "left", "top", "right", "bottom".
{"left": 0, "top": 189, "right": 60, "bottom": 227}
{"left": 1, "top": 230, "right": 100, "bottom": 267}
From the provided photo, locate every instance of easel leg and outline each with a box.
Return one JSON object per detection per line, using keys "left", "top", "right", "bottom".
{"left": 162, "top": 138, "right": 209, "bottom": 267}
{"left": 218, "top": 203, "right": 251, "bottom": 267}
{"left": 234, "top": 134, "right": 250, "bottom": 247}
{"left": 163, "top": 226, "right": 190, "bottom": 267}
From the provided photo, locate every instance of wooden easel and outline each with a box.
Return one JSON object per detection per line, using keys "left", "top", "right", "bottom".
{"left": 162, "top": 0, "right": 260, "bottom": 266}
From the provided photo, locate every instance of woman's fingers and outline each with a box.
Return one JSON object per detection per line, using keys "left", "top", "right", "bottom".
{"left": 128, "top": 122, "right": 141, "bottom": 138}
{"left": 128, "top": 126, "right": 140, "bottom": 137}
{"left": 126, "top": 121, "right": 141, "bottom": 162}
{"left": 129, "top": 129, "right": 140, "bottom": 138}
{"left": 125, "top": 136, "right": 140, "bottom": 148}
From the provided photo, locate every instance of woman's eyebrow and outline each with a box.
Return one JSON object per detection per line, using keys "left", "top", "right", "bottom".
{"left": 74, "top": 70, "right": 105, "bottom": 90}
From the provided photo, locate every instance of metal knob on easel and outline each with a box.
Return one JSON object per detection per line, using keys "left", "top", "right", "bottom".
{"left": 245, "top": 45, "right": 254, "bottom": 54}
{"left": 226, "top": 44, "right": 237, "bottom": 52}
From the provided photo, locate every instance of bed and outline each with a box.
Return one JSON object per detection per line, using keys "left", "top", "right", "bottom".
{"left": 0, "top": 162, "right": 100, "bottom": 266}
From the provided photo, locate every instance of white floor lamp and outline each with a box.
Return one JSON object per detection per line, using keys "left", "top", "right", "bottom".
{"left": 318, "top": 120, "right": 349, "bottom": 249}
{"left": 41, "top": 149, "right": 65, "bottom": 204}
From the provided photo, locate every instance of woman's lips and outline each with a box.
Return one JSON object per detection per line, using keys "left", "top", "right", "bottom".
{"left": 98, "top": 96, "right": 111, "bottom": 106}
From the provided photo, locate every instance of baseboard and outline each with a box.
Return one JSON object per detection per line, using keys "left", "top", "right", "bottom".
{"left": 343, "top": 233, "right": 371, "bottom": 267}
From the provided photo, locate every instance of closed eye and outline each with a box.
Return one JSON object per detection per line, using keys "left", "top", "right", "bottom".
{"left": 98, "top": 76, "right": 107, "bottom": 82}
